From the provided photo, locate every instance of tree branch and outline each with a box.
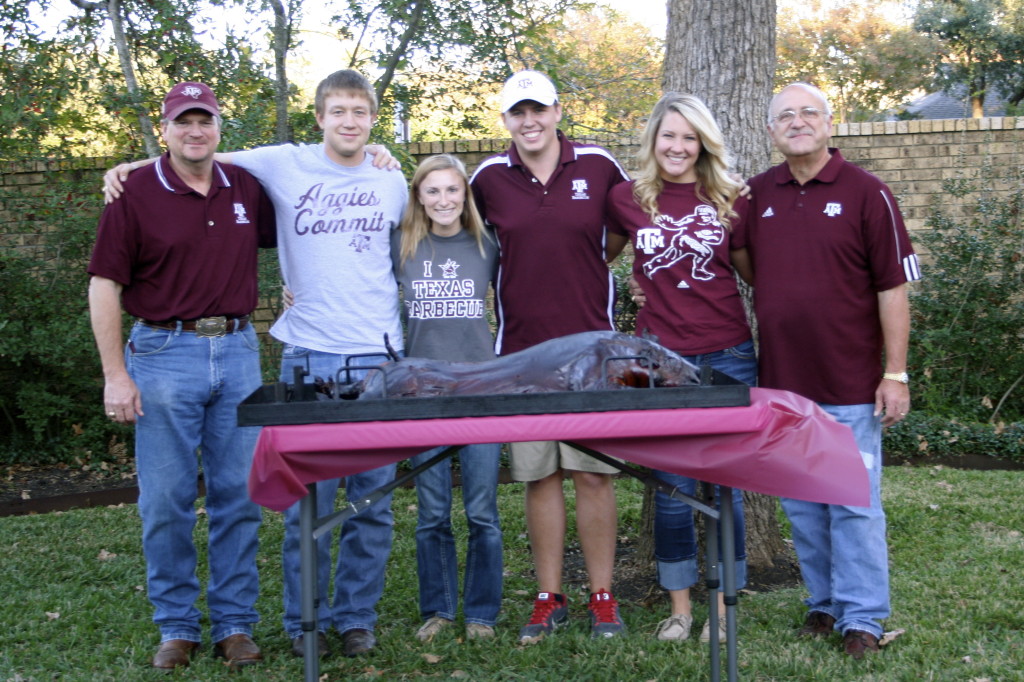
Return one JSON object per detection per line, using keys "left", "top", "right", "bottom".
{"left": 374, "top": 0, "right": 426, "bottom": 105}
{"left": 68, "top": 0, "right": 106, "bottom": 10}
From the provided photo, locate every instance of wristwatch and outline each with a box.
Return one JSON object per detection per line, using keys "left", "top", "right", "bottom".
{"left": 882, "top": 372, "right": 909, "bottom": 384}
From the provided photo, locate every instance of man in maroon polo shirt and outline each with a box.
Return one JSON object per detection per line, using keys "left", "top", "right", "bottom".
{"left": 470, "top": 70, "right": 631, "bottom": 642}
{"left": 88, "top": 82, "right": 276, "bottom": 670}
{"left": 735, "top": 82, "right": 920, "bottom": 659}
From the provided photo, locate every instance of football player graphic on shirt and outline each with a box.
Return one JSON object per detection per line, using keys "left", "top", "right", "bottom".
{"left": 640, "top": 204, "right": 725, "bottom": 287}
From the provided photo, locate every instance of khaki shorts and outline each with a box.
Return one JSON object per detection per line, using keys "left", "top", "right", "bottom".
{"left": 509, "top": 440, "right": 622, "bottom": 482}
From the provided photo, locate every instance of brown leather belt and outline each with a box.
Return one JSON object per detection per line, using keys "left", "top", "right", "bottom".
{"left": 139, "top": 315, "right": 250, "bottom": 337}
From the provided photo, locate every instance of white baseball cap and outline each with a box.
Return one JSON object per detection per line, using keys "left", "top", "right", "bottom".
{"left": 500, "top": 70, "right": 558, "bottom": 113}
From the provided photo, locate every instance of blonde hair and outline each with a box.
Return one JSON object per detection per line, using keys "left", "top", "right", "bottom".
{"left": 397, "top": 154, "right": 491, "bottom": 265}
{"left": 632, "top": 93, "right": 742, "bottom": 229}
{"left": 315, "top": 69, "right": 378, "bottom": 116}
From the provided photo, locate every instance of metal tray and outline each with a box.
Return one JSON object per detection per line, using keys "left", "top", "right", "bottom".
{"left": 238, "top": 367, "right": 750, "bottom": 427}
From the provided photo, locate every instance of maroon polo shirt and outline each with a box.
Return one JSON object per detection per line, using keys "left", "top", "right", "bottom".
{"left": 735, "top": 149, "right": 921, "bottom": 404}
{"left": 470, "top": 132, "right": 629, "bottom": 354}
{"left": 88, "top": 153, "right": 277, "bottom": 321}
{"left": 606, "top": 180, "right": 751, "bottom": 355}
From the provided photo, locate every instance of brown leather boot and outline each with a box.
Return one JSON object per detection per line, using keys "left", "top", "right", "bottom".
{"left": 152, "top": 639, "right": 199, "bottom": 669}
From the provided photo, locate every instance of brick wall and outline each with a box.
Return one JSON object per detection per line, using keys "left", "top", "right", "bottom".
{"left": 403, "top": 116, "right": 1024, "bottom": 235}
{"left": 4, "top": 117, "right": 1022, "bottom": 240}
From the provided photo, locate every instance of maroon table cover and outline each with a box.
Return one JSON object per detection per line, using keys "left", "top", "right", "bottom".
{"left": 248, "top": 387, "right": 869, "bottom": 512}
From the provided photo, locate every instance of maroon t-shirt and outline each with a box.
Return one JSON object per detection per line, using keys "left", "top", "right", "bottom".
{"left": 735, "top": 149, "right": 921, "bottom": 404}
{"left": 607, "top": 180, "right": 750, "bottom": 355}
{"left": 88, "top": 154, "right": 277, "bottom": 321}
{"left": 470, "top": 132, "right": 629, "bottom": 354}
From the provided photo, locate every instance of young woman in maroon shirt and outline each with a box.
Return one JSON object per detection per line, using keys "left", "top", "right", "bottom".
{"left": 606, "top": 92, "right": 754, "bottom": 644}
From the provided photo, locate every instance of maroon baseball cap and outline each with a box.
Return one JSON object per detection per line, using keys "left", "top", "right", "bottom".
{"left": 162, "top": 82, "right": 220, "bottom": 120}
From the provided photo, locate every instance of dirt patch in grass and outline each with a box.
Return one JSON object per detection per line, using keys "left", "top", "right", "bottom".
{"left": 557, "top": 531, "right": 803, "bottom": 605}
{"left": 0, "top": 462, "right": 138, "bottom": 516}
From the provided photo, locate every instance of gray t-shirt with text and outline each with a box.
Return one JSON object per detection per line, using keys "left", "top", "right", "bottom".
{"left": 391, "top": 229, "right": 498, "bottom": 362}
{"left": 234, "top": 143, "right": 407, "bottom": 354}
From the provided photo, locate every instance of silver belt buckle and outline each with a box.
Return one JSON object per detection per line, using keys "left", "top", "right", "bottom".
{"left": 195, "top": 316, "right": 228, "bottom": 337}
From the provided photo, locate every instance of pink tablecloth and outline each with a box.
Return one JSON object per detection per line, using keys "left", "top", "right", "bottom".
{"left": 248, "top": 387, "right": 868, "bottom": 511}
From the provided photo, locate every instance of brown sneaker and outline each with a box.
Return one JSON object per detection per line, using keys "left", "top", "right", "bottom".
{"left": 797, "top": 611, "right": 836, "bottom": 637}
{"left": 843, "top": 629, "right": 880, "bottom": 659}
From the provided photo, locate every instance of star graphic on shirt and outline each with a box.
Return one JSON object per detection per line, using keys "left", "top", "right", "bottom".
{"left": 439, "top": 258, "right": 460, "bottom": 279}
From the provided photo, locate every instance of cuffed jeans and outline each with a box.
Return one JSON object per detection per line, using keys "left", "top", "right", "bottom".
{"left": 128, "top": 322, "right": 262, "bottom": 643}
{"left": 279, "top": 345, "right": 396, "bottom": 637}
{"left": 780, "top": 403, "right": 890, "bottom": 638}
{"left": 654, "top": 340, "right": 755, "bottom": 592}
{"left": 411, "top": 443, "right": 503, "bottom": 626}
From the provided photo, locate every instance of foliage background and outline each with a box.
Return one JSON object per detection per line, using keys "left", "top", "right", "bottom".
{"left": 2, "top": 0, "right": 1024, "bottom": 467}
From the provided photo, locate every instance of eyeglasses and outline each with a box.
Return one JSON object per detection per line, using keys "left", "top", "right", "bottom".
{"left": 771, "top": 107, "right": 826, "bottom": 124}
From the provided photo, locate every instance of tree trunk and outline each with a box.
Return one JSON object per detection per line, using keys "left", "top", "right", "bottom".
{"left": 637, "top": 0, "right": 785, "bottom": 571}
{"left": 69, "top": 0, "right": 161, "bottom": 155}
{"left": 742, "top": 490, "right": 784, "bottom": 566}
{"left": 663, "top": 0, "right": 776, "bottom": 179}
{"left": 269, "top": 0, "right": 293, "bottom": 143}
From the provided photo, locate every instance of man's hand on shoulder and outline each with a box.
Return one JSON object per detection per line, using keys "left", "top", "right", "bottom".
{"left": 103, "top": 163, "right": 137, "bottom": 203}
{"left": 103, "top": 158, "right": 159, "bottom": 203}
{"left": 366, "top": 144, "right": 401, "bottom": 171}
{"left": 730, "top": 172, "right": 752, "bottom": 199}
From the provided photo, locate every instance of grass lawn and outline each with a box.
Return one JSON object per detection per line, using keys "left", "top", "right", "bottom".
{"left": 0, "top": 466, "right": 1021, "bottom": 680}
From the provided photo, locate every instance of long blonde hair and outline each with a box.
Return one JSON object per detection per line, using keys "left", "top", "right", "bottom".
{"left": 397, "top": 154, "right": 491, "bottom": 266}
{"left": 633, "top": 93, "right": 742, "bottom": 229}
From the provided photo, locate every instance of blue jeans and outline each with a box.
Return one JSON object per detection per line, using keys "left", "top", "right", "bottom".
{"left": 127, "top": 322, "right": 262, "bottom": 644}
{"left": 279, "top": 345, "right": 396, "bottom": 637}
{"left": 780, "top": 403, "right": 889, "bottom": 638}
{"left": 653, "top": 340, "right": 756, "bottom": 592}
{"left": 411, "top": 443, "right": 503, "bottom": 626}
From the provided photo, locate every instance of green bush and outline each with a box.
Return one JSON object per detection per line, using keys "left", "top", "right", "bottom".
{"left": 884, "top": 412, "right": 1024, "bottom": 463}
{"left": 0, "top": 173, "right": 131, "bottom": 466}
{"left": 909, "top": 172, "right": 1024, "bottom": 424}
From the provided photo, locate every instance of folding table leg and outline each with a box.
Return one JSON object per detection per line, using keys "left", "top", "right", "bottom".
{"left": 301, "top": 485, "right": 320, "bottom": 682}
{"left": 719, "top": 486, "right": 738, "bottom": 682}
{"left": 298, "top": 447, "right": 460, "bottom": 682}
{"left": 704, "top": 483, "right": 722, "bottom": 682}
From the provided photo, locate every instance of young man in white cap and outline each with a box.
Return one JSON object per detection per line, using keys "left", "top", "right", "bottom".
{"left": 470, "top": 70, "right": 631, "bottom": 642}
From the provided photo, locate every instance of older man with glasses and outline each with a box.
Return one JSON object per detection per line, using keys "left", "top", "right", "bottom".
{"left": 732, "top": 82, "right": 921, "bottom": 660}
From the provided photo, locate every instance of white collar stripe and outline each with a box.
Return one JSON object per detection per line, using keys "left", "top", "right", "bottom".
{"left": 574, "top": 145, "right": 630, "bottom": 180}
{"left": 214, "top": 162, "right": 231, "bottom": 187}
{"left": 154, "top": 158, "right": 174, "bottom": 192}
{"left": 153, "top": 158, "right": 230, "bottom": 190}
{"left": 469, "top": 154, "right": 511, "bottom": 182}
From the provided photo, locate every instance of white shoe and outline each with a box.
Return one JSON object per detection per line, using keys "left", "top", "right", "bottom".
{"left": 656, "top": 613, "right": 693, "bottom": 641}
{"left": 416, "top": 616, "right": 453, "bottom": 642}
{"left": 700, "top": 619, "right": 728, "bottom": 644}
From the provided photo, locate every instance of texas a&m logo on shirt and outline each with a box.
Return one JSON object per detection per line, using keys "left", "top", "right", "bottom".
{"left": 571, "top": 178, "right": 590, "bottom": 200}
{"left": 233, "top": 203, "right": 251, "bottom": 224}
{"left": 824, "top": 202, "right": 843, "bottom": 217}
